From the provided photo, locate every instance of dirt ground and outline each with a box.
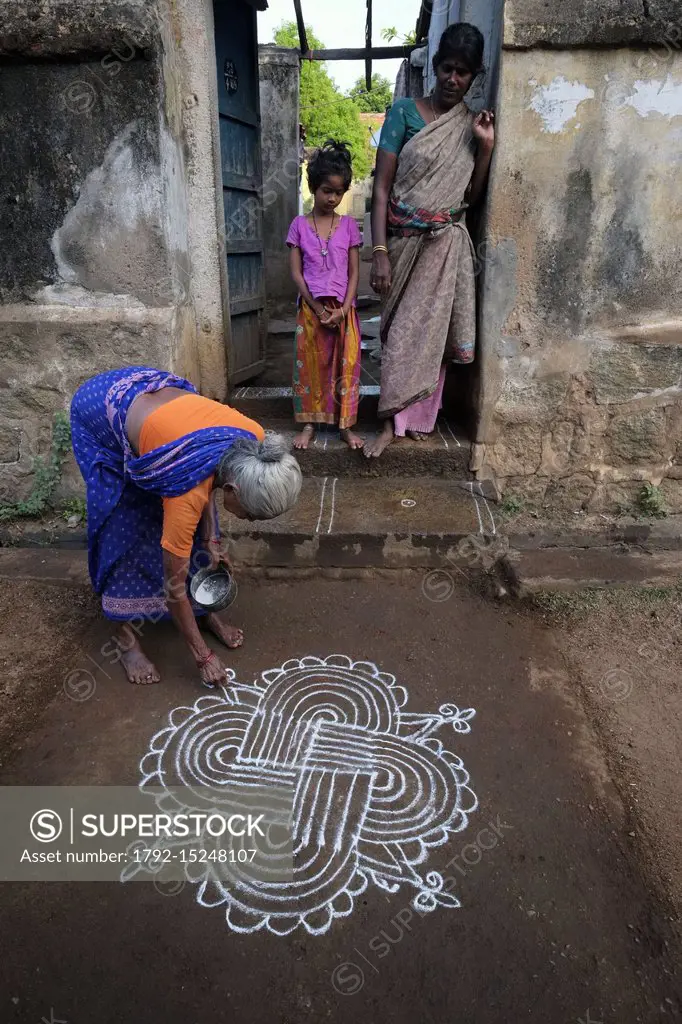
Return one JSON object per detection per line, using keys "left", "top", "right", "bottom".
{"left": 0, "top": 574, "right": 680, "bottom": 1023}
{"left": 532, "top": 587, "right": 682, "bottom": 920}
{"left": 0, "top": 579, "right": 99, "bottom": 767}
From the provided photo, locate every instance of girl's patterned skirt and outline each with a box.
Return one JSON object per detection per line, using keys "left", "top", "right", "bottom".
{"left": 293, "top": 298, "right": 362, "bottom": 430}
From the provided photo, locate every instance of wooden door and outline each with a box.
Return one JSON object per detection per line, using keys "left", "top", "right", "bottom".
{"left": 213, "top": 0, "right": 266, "bottom": 383}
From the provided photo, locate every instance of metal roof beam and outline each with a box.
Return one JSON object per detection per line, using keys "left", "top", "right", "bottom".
{"left": 292, "top": 0, "right": 308, "bottom": 54}
{"left": 365, "top": 0, "right": 372, "bottom": 91}
{"left": 301, "top": 45, "right": 417, "bottom": 61}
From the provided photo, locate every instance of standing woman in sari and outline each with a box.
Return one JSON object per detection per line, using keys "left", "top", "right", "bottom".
{"left": 365, "top": 23, "right": 495, "bottom": 457}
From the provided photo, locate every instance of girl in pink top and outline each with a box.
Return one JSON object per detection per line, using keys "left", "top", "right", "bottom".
{"left": 287, "top": 141, "right": 364, "bottom": 450}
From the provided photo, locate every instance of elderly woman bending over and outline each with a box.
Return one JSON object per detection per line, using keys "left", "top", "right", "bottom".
{"left": 70, "top": 367, "right": 301, "bottom": 688}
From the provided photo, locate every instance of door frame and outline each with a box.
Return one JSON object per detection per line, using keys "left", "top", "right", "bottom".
{"left": 211, "top": 0, "right": 267, "bottom": 388}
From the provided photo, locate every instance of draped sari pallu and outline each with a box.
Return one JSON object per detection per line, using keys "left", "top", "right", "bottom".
{"left": 379, "top": 103, "right": 478, "bottom": 420}
{"left": 70, "top": 367, "right": 257, "bottom": 621}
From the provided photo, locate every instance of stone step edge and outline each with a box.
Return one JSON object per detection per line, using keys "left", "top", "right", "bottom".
{"left": 244, "top": 419, "right": 471, "bottom": 453}
{"left": 1, "top": 548, "right": 681, "bottom": 594}
{"left": 230, "top": 384, "right": 381, "bottom": 401}
{"left": 1, "top": 521, "right": 681, "bottom": 554}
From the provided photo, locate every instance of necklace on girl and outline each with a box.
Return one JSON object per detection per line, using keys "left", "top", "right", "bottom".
{"left": 312, "top": 210, "right": 335, "bottom": 264}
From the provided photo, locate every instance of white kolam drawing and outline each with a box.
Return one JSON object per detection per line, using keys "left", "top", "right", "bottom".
{"left": 125, "top": 655, "right": 478, "bottom": 935}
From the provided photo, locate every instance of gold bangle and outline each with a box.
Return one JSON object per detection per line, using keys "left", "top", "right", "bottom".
{"left": 372, "top": 245, "right": 388, "bottom": 254}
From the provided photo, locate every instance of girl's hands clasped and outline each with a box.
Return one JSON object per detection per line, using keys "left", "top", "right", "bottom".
{"left": 313, "top": 301, "right": 337, "bottom": 328}
{"left": 322, "top": 307, "right": 345, "bottom": 329}
{"left": 315, "top": 304, "right": 345, "bottom": 331}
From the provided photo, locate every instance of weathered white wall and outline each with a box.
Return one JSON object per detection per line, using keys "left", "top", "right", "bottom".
{"left": 476, "top": 31, "right": 682, "bottom": 511}
{"left": 0, "top": 0, "right": 231, "bottom": 502}
{"left": 422, "top": 0, "right": 682, "bottom": 512}
{"left": 168, "top": 0, "right": 231, "bottom": 398}
{"left": 258, "top": 45, "right": 300, "bottom": 311}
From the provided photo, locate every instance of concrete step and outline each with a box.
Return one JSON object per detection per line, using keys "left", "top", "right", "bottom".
{"left": 3, "top": 507, "right": 681, "bottom": 588}
{"left": 218, "top": 475, "right": 497, "bottom": 569}
{"left": 230, "top": 384, "right": 381, "bottom": 423}
{"left": 3, "top": 531, "right": 682, "bottom": 591}
{"left": 515, "top": 547, "right": 682, "bottom": 591}
{"left": 248, "top": 419, "right": 470, "bottom": 477}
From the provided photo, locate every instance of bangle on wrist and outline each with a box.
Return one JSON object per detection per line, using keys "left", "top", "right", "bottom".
{"left": 197, "top": 651, "right": 216, "bottom": 670}
{"left": 373, "top": 245, "right": 388, "bottom": 254}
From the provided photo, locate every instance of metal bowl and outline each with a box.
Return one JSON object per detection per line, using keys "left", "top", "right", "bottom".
{"left": 190, "top": 564, "right": 237, "bottom": 612}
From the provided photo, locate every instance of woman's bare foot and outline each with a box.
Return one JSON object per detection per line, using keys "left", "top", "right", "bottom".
{"left": 364, "top": 421, "right": 395, "bottom": 458}
{"left": 407, "top": 430, "right": 429, "bottom": 441}
{"left": 116, "top": 624, "right": 160, "bottom": 685}
{"left": 340, "top": 428, "right": 364, "bottom": 450}
{"left": 293, "top": 423, "right": 315, "bottom": 450}
{"left": 205, "top": 612, "right": 244, "bottom": 650}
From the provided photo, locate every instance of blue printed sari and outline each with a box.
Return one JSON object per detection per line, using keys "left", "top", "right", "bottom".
{"left": 70, "top": 367, "right": 256, "bottom": 621}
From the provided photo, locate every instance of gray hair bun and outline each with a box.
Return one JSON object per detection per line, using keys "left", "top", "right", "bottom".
{"left": 230, "top": 432, "right": 288, "bottom": 463}
{"left": 256, "top": 433, "right": 289, "bottom": 464}
{"left": 217, "top": 432, "right": 302, "bottom": 521}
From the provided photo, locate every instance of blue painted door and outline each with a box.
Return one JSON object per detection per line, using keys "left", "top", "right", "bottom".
{"left": 213, "top": 0, "right": 266, "bottom": 383}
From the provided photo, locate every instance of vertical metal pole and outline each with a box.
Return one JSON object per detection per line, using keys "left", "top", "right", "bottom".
{"left": 293, "top": 0, "right": 308, "bottom": 55}
{"left": 365, "top": 0, "right": 372, "bottom": 91}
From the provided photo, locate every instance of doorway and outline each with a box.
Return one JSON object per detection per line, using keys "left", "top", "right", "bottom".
{"left": 424, "top": 0, "right": 505, "bottom": 443}
{"left": 212, "top": 0, "right": 267, "bottom": 384}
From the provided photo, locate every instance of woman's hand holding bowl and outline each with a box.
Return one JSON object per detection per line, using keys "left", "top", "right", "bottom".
{"left": 206, "top": 539, "right": 231, "bottom": 573}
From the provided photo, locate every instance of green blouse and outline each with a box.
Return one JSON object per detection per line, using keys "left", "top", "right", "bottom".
{"left": 378, "top": 98, "right": 427, "bottom": 157}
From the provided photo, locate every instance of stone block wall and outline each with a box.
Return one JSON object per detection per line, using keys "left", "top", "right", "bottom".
{"left": 1, "top": 59, "right": 183, "bottom": 308}
{"left": 476, "top": 0, "right": 682, "bottom": 511}
{"left": 0, "top": 307, "right": 179, "bottom": 502}
{"left": 0, "top": 0, "right": 231, "bottom": 502}
{"left": 258, "top": 45, "right": 300, "bottom": 312}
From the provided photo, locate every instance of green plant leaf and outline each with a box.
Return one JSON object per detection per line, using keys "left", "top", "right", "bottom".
{"left": 0, "top": 410, "right": 72, "bottom": 523}
{"left": 274, "top": 20, "right": 374, "bottom": 180}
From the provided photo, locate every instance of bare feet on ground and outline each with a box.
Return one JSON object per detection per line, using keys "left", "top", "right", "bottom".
{"left": 407, "top": 430, "right": 429, "bottom": 441}
{"left": 117, "top": 625, "right": 161, "bottom": 685}
{"left": 293, "top": 424, "right": 315, "bottom": 450}
{"left": 205, "top": 612, "right": 244, "bottom": 649}
{"left": 340, "top": 428, "right": 364, "bottom": 450}
{"left": 364, "top": 421, "right": 395, "bottom": 458}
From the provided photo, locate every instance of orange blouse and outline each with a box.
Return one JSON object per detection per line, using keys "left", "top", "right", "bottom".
{"left": 139, "top": 394, "right": 265, "bottom": 559}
